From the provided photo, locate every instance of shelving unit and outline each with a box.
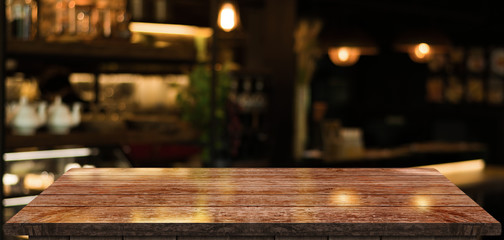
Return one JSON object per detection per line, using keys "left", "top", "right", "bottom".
{"left": 5, "top": 130, "right": 198, "bottom": 149}
{"left": 7, "top": 40, "right": 196, "bottom": 62}
{"left": 1, "top": 36, "right": 203, "bottom": 228}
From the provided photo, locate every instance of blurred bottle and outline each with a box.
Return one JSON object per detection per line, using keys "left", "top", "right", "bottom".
{"left": 67, "top": 0, "right": 76, "bottom": 34}
{"left": 8, "top": 0, "right": 38, "bottom": 40}
{"left": 111, "top": 0, "right": 130, "bottom": 39}
{"left": 95, "top": 0, "right": 111, "bottom": 38}
{"left": 252, "top": 77, "right": 267, "bottom": 113}
{"left": 339, "top": 128, "right": 364, "bottom": 160}
{"left": 38, "top": 0, "right": 58, "bottom": 38}
{"left": 128, "top": 0, "right": 142, "bottom": 21}
{"left": 154, "top": 0, "right": 169, "bottom": 23}
{"left": 74, "top": 0, "right": 95, "bottom": 38}
{"left": 54, "top": 0, "right": 69, "bottom": 35}
{"left": 237, "top": 77, "right": 252, "bottom": 113}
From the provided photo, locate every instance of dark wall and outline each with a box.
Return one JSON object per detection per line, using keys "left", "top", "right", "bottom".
{"left": 302, "top": 0, "right": 504, "bottom": 165}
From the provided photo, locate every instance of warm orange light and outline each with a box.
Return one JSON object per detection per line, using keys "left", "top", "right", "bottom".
{"left": 410, "top": 43, "right": 432, "bottom": 63}
{"left": 413, "top": 195, "right": 431, "bottom": 209}
{"left": 328, "top": 47, "right": 361, "bottom": 66}
{"left": 417, "top": 159, "right": 485, "bottom": 175}
{"left": 218, "top": 2, "right": 239, "bottom": 32}
{"left": 338, "top": 48, "right": 350, "bottom": 61}
{"left": 330, "top": 190, "right": 360, "bottom": 206}
{"left": 129, "top": 22, "right": 213, "bottom": 38}
{"left": 417, "top": 43, "right": 430, "bottom": 55}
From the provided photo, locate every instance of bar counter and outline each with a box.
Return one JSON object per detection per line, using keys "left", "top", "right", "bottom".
{"left": 3, "top": 168, "right": 501, "bottom": 240}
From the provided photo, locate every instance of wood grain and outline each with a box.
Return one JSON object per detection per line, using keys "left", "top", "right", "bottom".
{"left": 48, "top": 181, "right": 457, "bottom": 188}
{"left": 56, "top": 174, "right": 450, "bottom": 182}
{"left": 29, "top": 194, "right": 478, "bottom": 207}
{"left": 3, "top": 168, "right": 501, "bottom": 238}
{"left": 6, "top": 206, "right": 498, "bottom": 224}
{"left": 40, "top": 185, "right": 466, "bottom": 195}
{"left": 63, "top": 168, "right": 443, "bottom": 176}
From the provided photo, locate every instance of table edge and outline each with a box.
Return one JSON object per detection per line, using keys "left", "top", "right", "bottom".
{"left": 3, "top": 222, "right": 501, "bottom": 237}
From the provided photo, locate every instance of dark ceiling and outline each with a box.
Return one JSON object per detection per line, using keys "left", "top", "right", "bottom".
{"left": 298, "top": 0, "right": 504, "bottom": 46}
{"left": 152, "top": 0, "right": 504, "bottom": 46}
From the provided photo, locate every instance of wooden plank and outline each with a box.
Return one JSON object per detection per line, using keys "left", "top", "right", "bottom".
{"left": 40, "top": 185, "right": 466, "bottom": 195}
{"left": 56, "top": 175, "right": 450, "bottom": 182}
{"left": 6, "top": 206, "right": 499, "bottom": 224}
{"left": 4, "top": 168, "right": 500, "bottom": 238}
{"left": 64, "top": 168, "right": 443, "bottom": 176}
{"left": 29, "top": 194, "right": 478, "bottom": 207}
{"left": 48, "top": 181, "right": 456, "bottom": 188}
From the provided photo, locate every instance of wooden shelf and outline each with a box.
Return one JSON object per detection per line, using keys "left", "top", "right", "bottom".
{"left": 5, "top": 130, "right": 199, "bottom": 149}
{"left": 6, "top": 40, "right": 196, "bottom": 63}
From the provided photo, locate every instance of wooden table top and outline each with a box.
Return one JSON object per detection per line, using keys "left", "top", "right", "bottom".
{"left": 4, "top": 168, "right": 501, "bottom": 237}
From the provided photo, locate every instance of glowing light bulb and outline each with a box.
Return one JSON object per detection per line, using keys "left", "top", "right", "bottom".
{"left": 418, "top": 43, "right": 430, "bottom": 54}
{"left": 338, "top": 48, "right": 350, "bottom": 62}
{"left": 414, "top": 43, "right": 430, "bottom": 58}
{"left": 218, "top": 2, "right": 239, "bottom": 32}
{"left": 328, "top": 47, "right": 361, "bottom": 66}
{"left": 409, "top": 43, "right": 432, "bottom": 63}
{"left": 3, "top": 173, "right": 19, "bottom": 186}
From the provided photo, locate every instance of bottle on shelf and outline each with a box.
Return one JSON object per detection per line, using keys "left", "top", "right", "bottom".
{"left": 153, "top": 0, "right": 168, "bottom": 23}
{"left": 38, "top": 0, "right": 129, "bottom": 41}
{"left": 95, "top": 0, "right": 112, "bottom": 38}
{"left": 8, "top": 0, "right": 38, "bottom": 40}
{"left": 110, "top": 0, "right": 130, "bottom": 39}
{"left": 128, "top": 0, "right": 143, "bottom": 22}
{"left": 54, "top": 0, "right": 69, "bottom": 35}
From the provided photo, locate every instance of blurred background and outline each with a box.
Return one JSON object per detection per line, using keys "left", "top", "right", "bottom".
{"left": 1, "top": 0, "right": 504, "bottom": 239}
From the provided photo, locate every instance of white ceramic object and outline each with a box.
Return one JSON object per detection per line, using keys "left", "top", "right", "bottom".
{"left": 5, "top": 103, "right": 16, "bottom": 126}
{"left": 47, "top": 96, "right": 81, "bottom": 134}
{"left": 10, "top": 97, "right": 46, "bottom": 135}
